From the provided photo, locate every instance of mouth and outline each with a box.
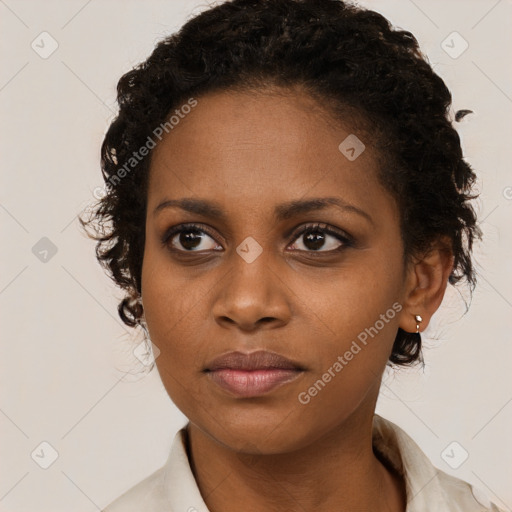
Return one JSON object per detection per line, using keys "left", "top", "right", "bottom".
{"left": 204, "top": 350, "right": 305, "bottom": 398}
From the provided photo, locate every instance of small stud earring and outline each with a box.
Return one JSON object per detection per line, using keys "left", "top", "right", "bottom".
{"left": 415, "top": 314, "right": 423, "bottom": 334}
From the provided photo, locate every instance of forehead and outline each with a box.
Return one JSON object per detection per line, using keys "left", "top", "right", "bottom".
{"left": 147, "top": 88, "right": 392, "bottom": 222}
{"left": 151, "top": 88, "right": 366, "bottom": 162}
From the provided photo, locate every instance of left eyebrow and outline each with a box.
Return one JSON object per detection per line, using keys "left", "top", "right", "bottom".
{"left": 274, "top": 197, "right": 373, "bottom": 225}
{"left": 153, "top": 196, "right": 373, "bottom": 225}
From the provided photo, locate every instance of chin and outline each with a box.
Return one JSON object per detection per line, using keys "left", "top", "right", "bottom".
{"left": 192, "top": 408, "right": 314, "bottom": 455}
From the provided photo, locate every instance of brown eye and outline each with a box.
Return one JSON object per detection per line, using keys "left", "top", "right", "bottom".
{"left": 288, "top": 223, "right": 352, "bottom": 253}
{"left": 162, "top": 224, "right": 221, "bottom": 252}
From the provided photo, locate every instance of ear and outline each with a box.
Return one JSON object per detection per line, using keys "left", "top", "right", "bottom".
{"left": 398, "top": 239, "right": 455, "bottom": 333}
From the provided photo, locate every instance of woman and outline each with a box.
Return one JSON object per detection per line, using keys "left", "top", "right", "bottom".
{"left": 81, "top": 0, "right": 503, "bottom": 510}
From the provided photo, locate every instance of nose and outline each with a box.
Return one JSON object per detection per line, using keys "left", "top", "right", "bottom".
{"left": 212, "top": 251, "right": 292, "bottom": 332}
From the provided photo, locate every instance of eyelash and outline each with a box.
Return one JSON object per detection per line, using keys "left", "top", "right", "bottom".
{"left": 161, "top": 222, "right": 354, "bottom": 255}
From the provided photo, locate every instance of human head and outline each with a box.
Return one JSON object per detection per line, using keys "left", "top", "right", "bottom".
{"left": 81, "top": 0, "right": 480, "bottom": 368}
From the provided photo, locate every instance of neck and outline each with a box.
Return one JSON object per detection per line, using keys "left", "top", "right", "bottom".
{"left": 186, "top": 408, "right": 406, "bottom": 512}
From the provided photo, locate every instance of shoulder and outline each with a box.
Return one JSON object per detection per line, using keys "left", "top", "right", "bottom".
{"left": 432, "top": 468, "right": 505, "bottom": 512}
{"left": 102, "top": 425, "right": 197, "bottom": 512}
{"left": 101, "top": 465, "right": 168, "bottom": 512}
{"left": 372, "top": 415, "right": 505, "bottom": 512}
{"left": 102, "top": 425, "right": 210, "bottom": 512}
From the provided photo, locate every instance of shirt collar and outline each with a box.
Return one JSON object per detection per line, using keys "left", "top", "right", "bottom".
{"left": 372, "top": 414, "right": 444, "bottom": 511}
{"left": 161, "top": 425, "right": 211, "bottom": 512}
{"left": 160, "top": 415, "right": 460, "bottom": 512}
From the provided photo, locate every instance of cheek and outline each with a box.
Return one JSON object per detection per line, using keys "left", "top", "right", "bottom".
{"left": 141, "top": 246, "right": 203, "bottom": 360}
{"left": 141, "top": 261, "right": 206, "bottom": 416}
{"left": 297, "top": 249, "right": 404, "bottom": 347}
{"left": 141, "top": 243, "right": 229, "bottom": 411}
{"left": 291, "top": 249, "right": 403, "bottom": 391}
{"left": 288, "top": 276, "right": 402, "bottom": 441}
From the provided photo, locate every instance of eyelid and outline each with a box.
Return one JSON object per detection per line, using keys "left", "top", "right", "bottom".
{"left": 289, "top": 222, "right": 354, "bottom": 246}
{"left": 161, "top": 222, "right": 221, "bottom": 248}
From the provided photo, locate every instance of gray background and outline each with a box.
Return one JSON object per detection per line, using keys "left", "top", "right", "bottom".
{"left": 1, "top": 0, "right": 511, "bottom": 510}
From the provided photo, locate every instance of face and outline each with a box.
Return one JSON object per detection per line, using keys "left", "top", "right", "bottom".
{"left": 141, "top": 88, "right": 410, "bottom": 454}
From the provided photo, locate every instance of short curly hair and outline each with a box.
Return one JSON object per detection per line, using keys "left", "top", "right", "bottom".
{"left": 80, "top": 0, "right": 481, "bottom": 367}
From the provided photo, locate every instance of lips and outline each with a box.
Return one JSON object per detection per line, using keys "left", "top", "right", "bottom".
{"left": 205, "top": 350, "right": 304, "bottom": 372}
{"left": 204, "top": 350, "right": 305, "bottom": 398}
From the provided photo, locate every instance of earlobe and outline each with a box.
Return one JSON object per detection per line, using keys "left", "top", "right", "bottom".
{"left": 398, "top": 243, "right": 454, "bottom": 333}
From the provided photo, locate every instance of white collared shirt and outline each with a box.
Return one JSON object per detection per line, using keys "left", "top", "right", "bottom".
{"left": 103, "top": 415, "right": 504, "bottom": 511}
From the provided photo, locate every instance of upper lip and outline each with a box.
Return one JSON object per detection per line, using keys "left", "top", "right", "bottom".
{"left": 204, "top": 350, "right": 305, "bottom": 371}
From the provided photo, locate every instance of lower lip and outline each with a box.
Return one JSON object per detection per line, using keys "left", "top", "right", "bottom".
{"left": 207, "top": 369, "right": 303, "bottom": 398}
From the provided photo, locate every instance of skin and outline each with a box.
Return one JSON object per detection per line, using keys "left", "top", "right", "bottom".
{"left": 140, "top": 87, "right": 453, "bottom": 512}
